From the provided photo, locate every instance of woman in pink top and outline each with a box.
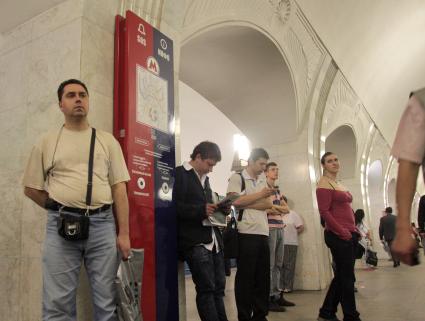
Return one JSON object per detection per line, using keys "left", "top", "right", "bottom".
{"left": 316, "top": 152, "right": 361, "bottom": 321}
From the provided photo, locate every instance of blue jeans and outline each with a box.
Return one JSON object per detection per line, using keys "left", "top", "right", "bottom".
{"left": 42, "top": 208, "right": 119, "bottom": 321}
{"left": 185, "top": 246, "right": 228, "bottom": 321}
{"left": 268, "top": 228, "right": 284, "bottom": 297}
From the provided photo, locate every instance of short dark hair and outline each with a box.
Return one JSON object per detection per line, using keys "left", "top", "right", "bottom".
{"left": 190, "top": 141, "right": 221, "bottom": 162}
{"left": 321, "top": 152, "right": 334, "bottom": 165}
{"left": 57, "top": 79, "right": 89, "bottom": 102}
{"left": 354, "top": 209, "right": 365, "bottom": 225}
{"left": 249, "top": 148, "right": 269, "bottom": 162}
{"left": 385, "top": 207, "right": 393, "bottom": 214}
{"left": 266, "top": 162, "right": 277, "bottom": 171}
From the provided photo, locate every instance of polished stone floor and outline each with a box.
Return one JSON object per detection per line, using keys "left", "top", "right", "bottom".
{"left": 185, "top": 255, "right": 425, "bottom": 321}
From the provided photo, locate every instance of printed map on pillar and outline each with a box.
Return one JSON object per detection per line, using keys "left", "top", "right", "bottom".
{"left": 114, "top": 11, "right": 178, "bottom": 321}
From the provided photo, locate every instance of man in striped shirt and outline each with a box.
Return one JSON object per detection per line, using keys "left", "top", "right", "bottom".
{"left": 265, "top": 162, "right": 295, "bottom": 311}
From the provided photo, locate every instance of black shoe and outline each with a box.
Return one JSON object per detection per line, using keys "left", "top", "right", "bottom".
{"left": 317, "top": 317, "right": 341, "bottom": 321}
{"left": 393, "top": 261, "right": 400, "bottom": 267}
{"left": 277, "top": 293, "right": 295, "bottom": 307}
{"left": 269, "top": 300, "right": 286, "bottom": 312}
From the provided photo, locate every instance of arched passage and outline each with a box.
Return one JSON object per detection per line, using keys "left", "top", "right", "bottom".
{"left": 387, "top": 178, "right": 396, "bottom": 210}
{"left": 324, "top": 125, "right": 357, "bottom": 179}
{"left": 179, "top": 24, "right": 297, "bottom": 193}
{"left": 179, "top": 23, "right": 298, "bottom": 314}
{"left": 367, "top": 160, "right": 385, "bottom": 255}
{"left": 367, "top": 160, "right": 384, "bottom": 216}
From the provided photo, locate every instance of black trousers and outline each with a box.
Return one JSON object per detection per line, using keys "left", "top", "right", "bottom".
{"left": 319, "top": 231, "right": 361, "bottom": 321}
{"left": 386, "top": 239, "right": 400, "bottom": 264}
{"left": 235, "top": 234, "right": 270, "bottom": 321}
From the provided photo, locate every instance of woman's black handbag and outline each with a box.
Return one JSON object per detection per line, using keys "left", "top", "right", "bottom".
{"left": 223, "top": 213, "right": 238, "bottom": 259}
{"left": 366, "top": 249, "right": 378, "bottom": 266}
{"left": 354, "top": 244, "right": 365, "bottom": 259}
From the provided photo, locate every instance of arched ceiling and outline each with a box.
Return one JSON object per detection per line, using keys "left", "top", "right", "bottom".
{"left": 180, "top": 26, "right": 297, "bottom": 146}
{"left": 368, "top": 160, "right": 383, "bottom": 196}
{"left": 297, "top": 0, "right": 425, "bottom": 144}
{"left": 3, "top": 0, "right": 425, "bottom": 146}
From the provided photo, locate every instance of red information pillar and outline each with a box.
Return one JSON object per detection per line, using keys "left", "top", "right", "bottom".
{"left": 114, "top": 11, "right": 178, "bottom": 321}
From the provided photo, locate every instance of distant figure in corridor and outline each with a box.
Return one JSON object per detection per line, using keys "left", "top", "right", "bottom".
{"left": 379, "top": 207, "right": 400, "bottom": 267}
{"left": 391, "top": 88, "right": 425, "bottom": 265}
{"left": 316, "top": 152, "right": 361, "bottom": 321}
{"left": 173, "top": 141, "right": 228, "bottom": 321}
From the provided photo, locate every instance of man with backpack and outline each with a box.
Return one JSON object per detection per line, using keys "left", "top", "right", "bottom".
{"left": 227, "top": 148, "right": 276, "bottom": 321}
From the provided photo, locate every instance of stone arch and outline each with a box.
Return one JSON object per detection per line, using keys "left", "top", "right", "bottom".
{"left": 179, "top": 23, "right": 297, "bottom": 148}
{"left": 367, "top": 160, "right": 384, "bottom": 214}
{"left": 179, "top": 0, "right": 326, "bottom": 132}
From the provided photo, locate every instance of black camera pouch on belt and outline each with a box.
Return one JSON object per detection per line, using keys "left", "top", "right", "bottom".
{"left": 57, "top": 128, "right": 96, "bottom": 241}
{"left": 58, "top": 213, "right": 90, "bottom": 241}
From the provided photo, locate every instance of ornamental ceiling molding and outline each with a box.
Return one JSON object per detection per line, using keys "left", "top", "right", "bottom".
{"left": 308, "top": 58, "right": 338, "bottom": 183}
{"left": 321, "top": 72, "right": 377, "bottom": 171}
{"left": 280, "top": 6, "right": 325, "bottom": 126}
{"left": 322, "top": 72, "right": 358, "bottom": 135}
{"left": 368, "top": 131, "right": 391, "bottom": 173}
{"left": 183, "top": 0, "right": 288, "bottom": 28}
{"left": 119, "top": 0, "right": 165, "bottom": 27}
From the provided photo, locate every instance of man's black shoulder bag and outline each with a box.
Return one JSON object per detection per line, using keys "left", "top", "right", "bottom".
{"left": 236, "top": 172, "right": 245, "bottom": 221}
{"left": 57, "top": 128, "right": 96, "bottom": 241}
{"left": 222, "top": 172, "right": 245, "bottom": 259}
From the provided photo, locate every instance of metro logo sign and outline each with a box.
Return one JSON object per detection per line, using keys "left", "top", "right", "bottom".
{"left": 114, "top": 11, "right": 177, "bottom": 321}
{"left": 147, "top": 56, "right": 160, "bottom": 75}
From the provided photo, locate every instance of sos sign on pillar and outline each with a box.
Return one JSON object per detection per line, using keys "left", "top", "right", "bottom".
{"left": 114, "top": 11, "right": 178, "bottom": 321}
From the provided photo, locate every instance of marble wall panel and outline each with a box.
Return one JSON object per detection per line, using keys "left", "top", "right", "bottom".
{"left": 24, "top": 18, "right": 82, "bottom": 141}
{"left": 21, "top": 198, "right": 47, "bottom": 259}
{"left": 80, "top": 19, "right": 115, "bottom": 99}
{"left": 0, "top": 106, "right": 28, "bottom": 173}
{"left": 0, "top": 170, "right": 23, "bottom": 258}
{"left": 19, "top": 257, "right": 42, "bottom": 321}
{"left": 0, "top": 257, "right": 21, "bottom": 320}
{"left": 265, "top": 129, "right": 309, "bottom": 169}
{"left": 31, "top": 0, "right": 83, "bottom": 41}
{"left": 0, "top": 21, "right": 32, "bottom": 56}
{"left": 294, "top": 221, "right": 324, "bottom": 289}
{"left": 83, "top": 0, "right": 120, "bottom": 34}
{"left": 87, "top": 90, "right": 113, "bottom": 132}
{"left": 276, "top": 153, "right": 314, "bottom": 213}
{"left": 0, "top": 46, "right": 27, "bottom": 114}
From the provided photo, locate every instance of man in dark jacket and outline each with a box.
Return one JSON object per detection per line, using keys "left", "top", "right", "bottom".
{"left": 379, "top": 207, "right": 400, "bottom": 267}
{"left": 173, "top": 141, "right": 228, "bottom": 321}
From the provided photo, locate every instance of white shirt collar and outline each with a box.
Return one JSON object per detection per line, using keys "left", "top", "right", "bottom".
{"left": 183, "top": 161, "right": 207, "bottom": 186}
{"left": 242, "top": 168, "right": 265, "bottom": 182}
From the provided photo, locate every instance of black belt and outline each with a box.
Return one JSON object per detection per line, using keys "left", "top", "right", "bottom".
{"left": 45, "top": 199, "right": 111, "bottom": 215}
